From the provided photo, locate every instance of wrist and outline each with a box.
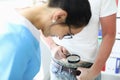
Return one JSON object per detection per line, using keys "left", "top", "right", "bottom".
{"left": 89, "top": 66, "right": 101, "bottom": 78}
{"left": 50, "top": 43, "right": 58, "bottom": 50}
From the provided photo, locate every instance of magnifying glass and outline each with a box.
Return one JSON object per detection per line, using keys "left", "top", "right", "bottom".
{"left": 66, "top": 54, "right": 80, "bottom": 63}
{"left": 66, "top": 54, "right": 81, "bottom": 76}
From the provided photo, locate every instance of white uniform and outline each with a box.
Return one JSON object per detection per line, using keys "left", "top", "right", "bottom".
{"left": 53, "top": 0, "right": 117, "bottom": 62}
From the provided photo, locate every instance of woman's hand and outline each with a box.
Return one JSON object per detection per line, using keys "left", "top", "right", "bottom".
{"left": 76, "top": 67, "right": 95, "bottom": 80}
{"left": 51, "top": 44, "right": 69, "bottom": 60}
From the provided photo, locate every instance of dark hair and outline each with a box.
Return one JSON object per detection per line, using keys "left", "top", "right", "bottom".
{"left": 48, "top": 0, "right": 91, "bottom": 28}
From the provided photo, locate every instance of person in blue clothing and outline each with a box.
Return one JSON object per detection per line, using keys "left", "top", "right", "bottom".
{"left": 0, "top": 0, "right": 91, "bottom": 80}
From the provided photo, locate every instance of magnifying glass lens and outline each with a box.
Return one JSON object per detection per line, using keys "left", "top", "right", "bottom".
{"left": 67, "top": 54, "right": 80, "bottom": 63}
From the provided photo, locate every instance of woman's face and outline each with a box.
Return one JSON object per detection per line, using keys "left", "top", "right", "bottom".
{"left": 41, "top": 23, "right": 82, "bottom": 39}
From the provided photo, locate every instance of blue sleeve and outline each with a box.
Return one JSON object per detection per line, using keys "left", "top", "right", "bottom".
{"left": 0, "top": 24, "right": 40, "bottom": 80}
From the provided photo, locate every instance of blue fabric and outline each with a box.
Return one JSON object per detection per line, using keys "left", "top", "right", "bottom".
{"left": 0, "top": 23, "right": 41, "bottom": 80}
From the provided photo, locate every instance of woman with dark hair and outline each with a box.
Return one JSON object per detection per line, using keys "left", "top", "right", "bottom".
{"left": 41, "top": 0, "right": 117, "bottom": 80}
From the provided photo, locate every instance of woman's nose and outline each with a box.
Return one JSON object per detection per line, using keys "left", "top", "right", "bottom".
{"left": 58, "top": 36, "right": 64, "bottom": 40}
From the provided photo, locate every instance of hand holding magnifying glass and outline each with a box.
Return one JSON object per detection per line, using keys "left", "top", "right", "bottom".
{"left": 66, "top": 54, "right": 81, "bottom": 76}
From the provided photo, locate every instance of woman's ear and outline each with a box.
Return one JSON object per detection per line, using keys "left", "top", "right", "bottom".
{"left": 51, "top": 9, "right": 67, "bottom": 23}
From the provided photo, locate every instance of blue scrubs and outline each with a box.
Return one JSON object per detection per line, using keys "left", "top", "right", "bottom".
{"left": 0, "top": 23, "right": 41, "bottom": 80}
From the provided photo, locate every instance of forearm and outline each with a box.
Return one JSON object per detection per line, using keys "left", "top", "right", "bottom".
{"left": 89, "top": 13, "right": 117, "bottom": 77}
{"left": 40, "top": 30, "right": 57, "bottom": 49}
{"left": 40, "top": 31, "right": 68, "bottom": 59}
{"left": 90, "top": 34, "right": 116, "bottom": 77}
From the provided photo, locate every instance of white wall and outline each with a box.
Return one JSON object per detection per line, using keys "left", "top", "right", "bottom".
{"left": 0, "top": 0, "right": 33, "bottom": 8}
{"left": 117, "top": 0, "right": 120, "bottom": 17}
